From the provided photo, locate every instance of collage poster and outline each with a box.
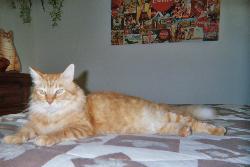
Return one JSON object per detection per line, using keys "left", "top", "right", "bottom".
{"left": 111, "top": 0, "right": 220, "bottom": 45}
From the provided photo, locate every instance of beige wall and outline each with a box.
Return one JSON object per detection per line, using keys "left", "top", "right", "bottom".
{"left": 0, "top": 0, "right": 249, "bottom": 104}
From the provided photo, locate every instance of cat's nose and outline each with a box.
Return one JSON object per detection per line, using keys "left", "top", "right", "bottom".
{"left": 47, "top": 99, "right": 53, "bottom": 105}
{"left": 46, "top": 95, "right": 55, "bottom": 104}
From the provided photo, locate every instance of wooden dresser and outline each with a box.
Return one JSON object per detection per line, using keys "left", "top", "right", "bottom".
{"left": 0, "top": 73, "right": 32, "bottom": 116}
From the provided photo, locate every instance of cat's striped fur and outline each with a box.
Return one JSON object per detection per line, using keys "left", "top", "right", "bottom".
{"left": 3, "top": 64, "right": 226, "bottom": 146}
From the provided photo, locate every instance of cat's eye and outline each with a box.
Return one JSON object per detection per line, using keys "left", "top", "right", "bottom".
{"left": 55, "top": 88, "right": 64, "bottom": 95}
{"left": 37, "top": 89, "right": 46, "bottom": 95}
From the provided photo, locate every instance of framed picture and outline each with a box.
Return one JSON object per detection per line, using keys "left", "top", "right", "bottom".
{"left": 111, "top": 0, "right": 220, "bottom": 45}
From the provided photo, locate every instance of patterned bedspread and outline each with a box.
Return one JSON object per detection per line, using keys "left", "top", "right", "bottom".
{"left": 0, "top": 105, "right": 249, "bottom": 167}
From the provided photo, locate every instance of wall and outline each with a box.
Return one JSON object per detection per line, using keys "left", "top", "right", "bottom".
{"left": 248, "top": 0, "right": 250, "bottom": 105}
{"left": 0, "top": 0, "right": 249, "bottom": 104}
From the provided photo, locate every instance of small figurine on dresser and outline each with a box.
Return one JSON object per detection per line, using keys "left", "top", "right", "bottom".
{"left": 0, "top": 28, "right": 21, "bottom": 72}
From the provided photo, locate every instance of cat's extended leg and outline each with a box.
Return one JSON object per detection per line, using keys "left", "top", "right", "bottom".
{"left": 3, "top": 124, "right": 36, "bottom": 144}
{"left": 190, "top": 120, "right": 226, "bottom": 136}
{"left": 34, "top": 125, "right": 94, "bottom": 147}
{"left": 158, "top": 112, "right": 225, "bottom": 136}
{"left": 157, "top": 112, "right": 193, "bottom": 137}
{"left": 159, "top": 123, "right": 192, "bottom": 137}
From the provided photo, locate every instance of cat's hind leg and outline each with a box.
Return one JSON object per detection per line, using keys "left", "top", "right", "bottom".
{"left": 169, "top": 111, "right": 226, "bottom": 136}
{"left": 158, "top": 123, "right": 192, "bottom": 137}
{"left": 157, "top": 111, "right": 226, "bottom": 136}
{"left": 190, "top": 120, "right": 226, "bottom": 136}
{"left": 157, "top": 112, "right": 193, "bottom": 137}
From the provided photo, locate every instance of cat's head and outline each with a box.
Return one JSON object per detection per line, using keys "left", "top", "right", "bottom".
{"left": 29, "top": 64, "right": 85, "bottom": 114}
{"left": 0, "top": 29, "right": 13, "bottom": 42}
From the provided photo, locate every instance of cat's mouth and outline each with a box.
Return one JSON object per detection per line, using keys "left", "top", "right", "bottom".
{"left": 30, "top": 100, "right": 71, "bottom": 114}
{"left": 43, "top": 102, "right": 62, "bottom": 112}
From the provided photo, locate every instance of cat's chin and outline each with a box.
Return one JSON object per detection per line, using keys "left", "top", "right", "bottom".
{"left": 45, "top": 106, "right": 61, "bottom": 113}
{"left": 30, "top": 102, "right": 67, "bottom": 114}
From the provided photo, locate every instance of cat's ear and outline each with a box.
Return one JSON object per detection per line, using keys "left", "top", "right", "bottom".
{"left": 61, "top": 64, "right": 74, "bottom": 82}
{"left": 29, "top": 67, "right": 43, "bottom": 84}
{"left": 8, "top": 31, "right": 13, "bottom": 38}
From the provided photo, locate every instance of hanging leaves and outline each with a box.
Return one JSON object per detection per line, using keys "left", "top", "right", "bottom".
{"left": 48, "top": 0, "right": 64, "bottom": 27}
{"left": 19, "top": 0, "right": 32, "bottom": 23}
{"left": 10, "top": 0, "right": 64, "bottom": 27}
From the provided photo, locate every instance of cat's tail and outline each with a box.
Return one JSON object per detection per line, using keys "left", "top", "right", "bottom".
{"left": 161, "top": 105, "right": 217, "bottom": 120}
{"left": 186, "top": 106, "right": 216, "bottom": 120}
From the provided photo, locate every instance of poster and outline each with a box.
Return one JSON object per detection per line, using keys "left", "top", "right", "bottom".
{"left": 111, "top": 0, "right": 220, "bottom": 45}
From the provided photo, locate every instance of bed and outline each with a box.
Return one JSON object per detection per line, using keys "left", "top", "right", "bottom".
{"left": 0, "top": 105, "right": 249, "bottom": 167}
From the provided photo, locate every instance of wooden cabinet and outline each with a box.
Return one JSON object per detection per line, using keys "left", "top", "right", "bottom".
{"left": 0, "top": 73, "right": 31, "bottom": 116}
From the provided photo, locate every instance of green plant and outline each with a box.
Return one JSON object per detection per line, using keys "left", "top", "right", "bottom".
{"left": 10, "top": 0, "right": 64, "bottom": 27}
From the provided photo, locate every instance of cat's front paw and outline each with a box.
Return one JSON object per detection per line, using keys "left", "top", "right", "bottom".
{"left": 35, "top": 135, "right": 57, "bottom": 147}
{"left": 3, "top": 135, "right": 26, "bottom": 144}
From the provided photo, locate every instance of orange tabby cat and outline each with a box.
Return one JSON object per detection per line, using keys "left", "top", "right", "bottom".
{"left": 3, "top": 64, "right": 226, "bottom": 146}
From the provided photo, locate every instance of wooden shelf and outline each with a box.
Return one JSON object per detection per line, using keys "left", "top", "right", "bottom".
{"left": 0, "top": 72, "right": 32, "bottom": 115}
